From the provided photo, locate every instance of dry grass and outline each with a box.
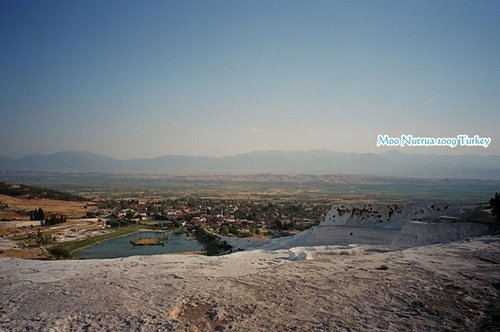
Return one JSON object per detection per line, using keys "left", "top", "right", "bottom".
{"left": 1, "top": 248, "right": 45, "bottom": 259}
{"left": 0, "top": 194, "right": 89, "bottom": 219}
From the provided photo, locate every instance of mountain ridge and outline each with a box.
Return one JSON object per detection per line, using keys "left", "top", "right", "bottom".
{"left": 0, "top": 150, "right": 499, "bottom": 179}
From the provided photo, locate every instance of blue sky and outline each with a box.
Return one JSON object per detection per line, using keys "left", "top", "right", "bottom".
{"left": 1, "top": 0, "right": 499, "bottom": 158}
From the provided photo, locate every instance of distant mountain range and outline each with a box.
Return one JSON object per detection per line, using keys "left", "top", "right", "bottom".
{"left": 0, "top": 150, "right": 499, "bottom": 179}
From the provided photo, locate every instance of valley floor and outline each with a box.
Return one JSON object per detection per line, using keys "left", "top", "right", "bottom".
{"left": 1, "top": 237, "right": 499, "bottom": 331}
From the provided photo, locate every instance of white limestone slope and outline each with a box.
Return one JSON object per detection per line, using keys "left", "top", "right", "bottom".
{"left": 226, "top": 201, "right": 496, "bottom": 251}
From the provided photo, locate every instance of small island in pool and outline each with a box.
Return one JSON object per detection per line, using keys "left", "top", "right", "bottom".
{"left": 130, "top": 236, "right": 166, "bottom": 246}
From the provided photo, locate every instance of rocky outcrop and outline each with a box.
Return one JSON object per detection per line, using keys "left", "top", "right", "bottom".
{"left": 260, "top": 201, "right": 496, "bottom": 250}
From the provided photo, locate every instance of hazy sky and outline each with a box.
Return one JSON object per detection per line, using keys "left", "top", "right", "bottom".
{"left": 1, "top": 1, "right": 499, "bottom": 159}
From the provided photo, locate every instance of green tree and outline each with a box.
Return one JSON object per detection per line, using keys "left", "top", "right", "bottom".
{"left": 43, "top": 214, "right": 67, "bottom": 226}
{"left": 219, "top": 226, "right": 228, "bottom": 235}
{"left": 228, "top": 224, "right": 240, "bottom": 235}
{"left": 31, "top": 207, "right": 45, "bottom": 221}
{"left": 37, "top": 207, "right": 45, "bottom": 221}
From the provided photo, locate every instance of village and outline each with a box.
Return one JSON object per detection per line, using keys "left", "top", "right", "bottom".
{"left": 0, "top": 182, "right": 335, "bottom": 258}
{"left": 98, "top": 196, "right": 331, "bottom": 238}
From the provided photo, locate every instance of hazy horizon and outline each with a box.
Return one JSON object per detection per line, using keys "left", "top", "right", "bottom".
{"left": 1, "top": 1, "right": 499, "bottom": 159}
{"left": 2, "top": 148, "right": 500, "bottom": 161}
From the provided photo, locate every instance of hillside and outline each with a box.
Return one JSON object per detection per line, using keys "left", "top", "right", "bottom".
{"left": 0, "top": 194, "right": 88, "bottom": 220}
{"left": 0, "top": 182, "right": 85, "bottom": 202}
{"left": 0, "top": 183, "right": 87, "bottom": 221}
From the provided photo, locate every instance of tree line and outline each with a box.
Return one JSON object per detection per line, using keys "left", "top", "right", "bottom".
{"left": 30, "top": 207, "right": 67, "bottom": 226}
{"left": 0, "top": 182, "right": 85, "bottom": 201}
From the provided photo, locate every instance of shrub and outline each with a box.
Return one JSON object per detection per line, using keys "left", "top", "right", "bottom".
{"left": 194, "top": 226, "right": 232, "bottom": 255}
{"left": 43, "top": 214, "right": 67, "bottom": 226}
{"left": 48, "top": 246, "right": 71, "bottom": 259}
{"left": 106, "top": 218, "right": 136, "bottom": 228}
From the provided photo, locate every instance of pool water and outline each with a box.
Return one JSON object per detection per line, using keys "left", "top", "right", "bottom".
{"left": 73, "top": 231, "right": 204, "bottom": 259}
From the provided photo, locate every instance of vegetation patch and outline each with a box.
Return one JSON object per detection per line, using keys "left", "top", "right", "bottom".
{"left": 194, "top": 226, "right": 232, "bottom": 256}
{"left": 130, "top": 236, "right": 166, "bottom": 246}
{"left": 48, "top": 246, "right": 71, "bottom": 259}
{"left": 0, "top": 182, "right": 85, "bottom": 201}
